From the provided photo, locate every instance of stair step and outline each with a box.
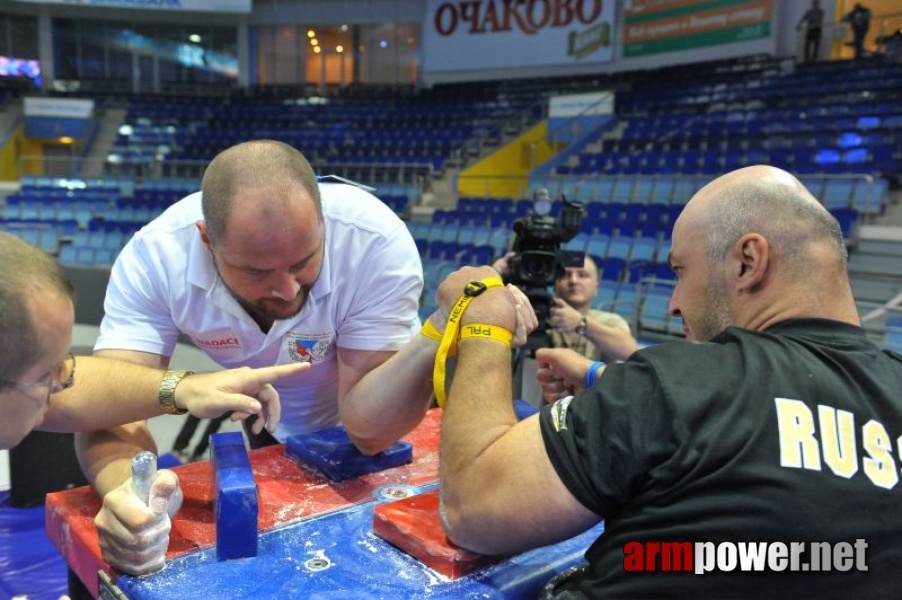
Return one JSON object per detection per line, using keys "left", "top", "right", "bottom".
{"left": 849, "top": 253, "right": 902, "bottom": 277}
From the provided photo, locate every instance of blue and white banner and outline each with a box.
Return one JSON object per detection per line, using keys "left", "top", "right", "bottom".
{"left": 549, "top": 90, "right": 613, "bottom": 119}
{"left": 548, "top": 90, "right": 614, "bottom": 143}
{"left": 24, "top": 97, "right": 96, "bottom": 139}
{"left": 24, "top": 97, "right": 94, "bottom": 119}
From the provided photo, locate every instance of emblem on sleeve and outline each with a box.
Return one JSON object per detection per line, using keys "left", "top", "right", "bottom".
{"left": 550, "top": 395, "right": 574, "bottom": 432}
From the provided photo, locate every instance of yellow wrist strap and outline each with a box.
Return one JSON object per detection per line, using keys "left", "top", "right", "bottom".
{"left": 459, "top": 323, "right": 513, "bottom": 345}
{"left": 433, "top": 277, "right": 505, "bottom": 408}
{"left": 421, "top": 319, "right": 443, "bottom": 342}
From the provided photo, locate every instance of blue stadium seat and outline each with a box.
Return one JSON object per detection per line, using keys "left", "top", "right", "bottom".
{"left": 830, "top": 208, "right": 859, "bottom": 241}
{"left": 638, "top": 284, "right": 674, "bottom": 334}
{"left": 597, "top": 256, "right": 625, "bottom": 282}
{"left": 629, "top": 237, "right": 658, "bottom": 262}
{"left": 414, "top": 237, "right": 428, "bottom": 257}
{"left": 58, "top": 245, "right": 78, "bottom": 265}
{"left": 611, "top": 180, "right": 634, "bottom": 203}
{"left": 585, "top": 235, "right": 610, "bottom": 260}
{"left": 821, "top": 179, "right": 856, "bottom": 210}
{"left": 607, "top": 236, "right": 633, "bottom": 261}
{"left": 611, "top": 283, "right": 637, "bottom": 322}
{"left": 649, "top": 178, "right": 675, "bottom": 205}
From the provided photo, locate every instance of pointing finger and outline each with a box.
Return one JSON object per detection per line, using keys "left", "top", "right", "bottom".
{"left": 249, "top": 362, "right": 310, "bottom": 384}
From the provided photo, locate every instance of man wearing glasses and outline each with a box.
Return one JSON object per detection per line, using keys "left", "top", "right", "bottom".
{"left": 1, "top": 231, "right": 308, "bottom": 572}
{"left": 3, "top": 352, "right": 76, "bottom": 399}
{"left": 1, "top": 230, "right": 305, "bottom": 451}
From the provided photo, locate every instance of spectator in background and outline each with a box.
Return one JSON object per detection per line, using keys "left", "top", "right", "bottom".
{"left": 494, "top": 253, "right": 637, "bottom": 358}
{"left": 884, "top": 29, "right": 902, "bottom": 63}
{"left": 797, "top": 0, "right": 825, "bottom": 63}
{"left": 843, "top": 2, "right": 872, "bottom": 59}
{"left": 546, "top": 254, "right": 637, "bottom": 362}
{"left": 493, "top": 252, "right": 638, "bottom": 403}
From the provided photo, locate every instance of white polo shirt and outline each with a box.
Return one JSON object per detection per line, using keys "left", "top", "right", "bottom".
{"left": 96, "top": 182, "right": 423, "bottom": 439}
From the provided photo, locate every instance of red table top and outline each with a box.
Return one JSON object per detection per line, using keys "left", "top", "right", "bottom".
{"left": 45, "top": 408, "right": 443, "bottom": 597}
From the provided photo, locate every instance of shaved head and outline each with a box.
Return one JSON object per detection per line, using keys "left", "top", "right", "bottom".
{"left": 679, "top": 165, "right": 847, "bottom": 273}
{"left": 669, "top": 165, "right": 857, "bottom": 340}
{"left": 201, "top": 140, "right": 321, "bottom": 247}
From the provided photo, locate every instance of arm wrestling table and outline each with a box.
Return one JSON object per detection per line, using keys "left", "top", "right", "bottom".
{"left": 45, "top": 407, "right": 603, "bottom": 599}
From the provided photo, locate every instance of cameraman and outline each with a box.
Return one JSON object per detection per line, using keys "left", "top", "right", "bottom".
{"left": 493, "top": 252, "right": 638, "bottom": 364}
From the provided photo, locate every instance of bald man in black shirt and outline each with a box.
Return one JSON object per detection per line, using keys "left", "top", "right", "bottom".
{"left": 435, "top": 165, "right": 902, "bottom": 598}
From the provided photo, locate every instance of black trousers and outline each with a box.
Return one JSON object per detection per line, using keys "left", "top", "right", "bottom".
{"left": 804, "top": 28, "right": 821, "bottom": 62}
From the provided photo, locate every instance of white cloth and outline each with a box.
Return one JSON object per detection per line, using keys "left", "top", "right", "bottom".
{"left": 96, "top": 182, "right": 423, "bottom": 439}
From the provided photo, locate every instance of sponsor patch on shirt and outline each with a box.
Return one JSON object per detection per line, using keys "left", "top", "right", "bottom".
{"left": 285, "top": 332, "right": 334, "bottom": 363}
{"left": 190, "top": 329, "right": 242, "bottom": 352}
{"left": 550, "top": 395, "right": 574, "bottom": 432}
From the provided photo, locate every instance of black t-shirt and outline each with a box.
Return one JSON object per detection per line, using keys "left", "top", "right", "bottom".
{"left": 540, "top": 319, "right": 902, "bottom": 598}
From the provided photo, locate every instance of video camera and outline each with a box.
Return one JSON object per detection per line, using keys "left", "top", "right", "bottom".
{"left": 506, "top": 189, "right": 585, "bottom": 353}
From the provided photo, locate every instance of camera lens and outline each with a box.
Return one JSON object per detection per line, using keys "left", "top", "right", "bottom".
{"left": 520, "top": 251, "right": 558, "bottom": 285}
{"left": 527, "top": 259, "right": 552, "bottom": 277}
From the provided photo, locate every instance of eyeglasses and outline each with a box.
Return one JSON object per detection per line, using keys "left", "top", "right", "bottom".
{"left": 0, "top": 353, "right": 76, "bottom": 395}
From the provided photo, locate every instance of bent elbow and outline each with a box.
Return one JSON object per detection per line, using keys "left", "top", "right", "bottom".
{"left": 439, "top": 493, "right": 497, "bottom": 556}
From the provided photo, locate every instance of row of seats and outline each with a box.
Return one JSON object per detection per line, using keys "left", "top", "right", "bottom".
{"left": 109, "top": 91, "right": 537, "bottom": 184}
{"left": 58, "top": 245, "right": 119, "bottom": 267}
{"left": 3, "top": 200, "right": 165, "bottom": 227}
{"left": 19, "top": 175, "right": 134, "bottom": 193}
{"left": 558, "top": 146, "right": 897, "bottom": 178}
{"left": 623, "top": 109, "right": 901, "bottom": 134}
{"left": 618, "top": 60, "right": 902, "bottom": 113}
{"left": 441, "top": 204, "right": 855, "bottom": 249}
{"left": 527, "top": 175, "right": 885, "bottom": 215}
{"left": 0, "top": 171, "right": 415, "bottom": 264}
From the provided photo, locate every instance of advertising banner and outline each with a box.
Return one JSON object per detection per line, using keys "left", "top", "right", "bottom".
{"left": 423, "top": 0, "right": 616, "bottom": 72}
{"left": 623, "top": 0, "right": 772, "bottom": 58}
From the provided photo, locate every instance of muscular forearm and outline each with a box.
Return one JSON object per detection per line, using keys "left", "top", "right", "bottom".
{"left": 442, "top": 338, "right": 598, "bottom": 555}
{"left": 40, "top": 356, "right": 169, "bottom": 432}
{"left": 76, "top": 422, "right": 158, "bottom": 496}
{"left": 584, "top": 319, "right": 639, "bottom": 362}
{"left": 339, "top": 333, "right": 438, "bottom": 455}
{"left": 71, "top": 350, "right": 167, "bottom": 497}
{"left": 440, "top": 338, "right": 526, "bottom": 553}
{"left": 441, "top": 339, "right": 517, "bottom": 484}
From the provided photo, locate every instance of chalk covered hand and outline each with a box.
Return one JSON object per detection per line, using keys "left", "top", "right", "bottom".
{"left": 94, "top": 468, "right": 183, "bottom": 575}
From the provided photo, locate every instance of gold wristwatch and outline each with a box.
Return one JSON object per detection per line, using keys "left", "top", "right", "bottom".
{"left": 159, "top": 370, "right": 195, "bottom": 415}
